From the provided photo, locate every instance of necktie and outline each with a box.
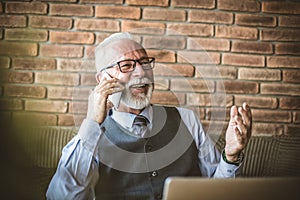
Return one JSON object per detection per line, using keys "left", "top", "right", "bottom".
{"left": 133, "top": 115, "right": 148, "bottom": 137}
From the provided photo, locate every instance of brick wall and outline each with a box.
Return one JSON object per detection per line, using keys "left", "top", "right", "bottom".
{"left": 0, "top": 0, "right": 299, "bottom": 136}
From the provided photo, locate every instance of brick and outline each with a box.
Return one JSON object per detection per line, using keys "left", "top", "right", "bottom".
{"left": 29, "top": 16, "right": 72, "bottom": 29}
{"left": 0, "top": 42, "right": 37, "bottom": 56}
{"left": 40, "top": 0, "right": 77, "bottom": 2}
{"left": 252, "top": 123, "right": 284, "bottom": 136}
{"left": 50, "top": 4, "right": 93, "bottom": 17}
{"left": 122, "top": 21, "right": 165, "bottom": 35}
{"left": 275, "top": 43, "right": 300, "bottom": 55}
{"left": 85, "top": 46, "right": 97, "bottom": 59}
{"left": 25, "top": 100, "right": 68, "bottom": 113}
{"left": 235, "top": 13, "right": 276, "bottom": 27}
{"left": 222, "top": 53, "right": 264, "bottom": 67}
{"left": 283, "top": 70, "right": 300, "bottom": 83}
{"left": 151, "top": 91, "right": 185, "bottom": 105}
{"left": 4, "top": 85, "right": 46, "bottom": 98}
{"left": 143, "top": 36, "right": 185, "bottom": 50}
{"left": 58, "top": 114, "right": 75, "bottom": 126}
{"left": 187, "top": 93, "right": 232, "bottom": 107}
{"left": 280, "top": 97, "right": 300, "bottom": 110}
{"left": 261, "top": 83, "right": 300, "bottom": 96}
{"left": 154, "top": 63, "right": 194, "bottom": 77}
{"left": 189, "top": 10, "right": 233, "bottom": 24}
{"left": 171, "top": 79, "right": 215, "bottom": 93}
{"left": 201, "top": 120, "right": 228, "bottom": 136}
{"left": 178, "top": 51, "right": 220, "bottom": 65}
{"left": 0, "top": 15, "right": 26, "bottom": 27}
{"left": 0, "top": 57, "right": 10, "bottom": 69}
{"left": 285, "top": 125, "right": 300, "bottom": 136}
{"left": 217, "top": 81, "right": 259, "bottom": 94}
{"left": 50, "top": 31, "right": 94, "bottom": 44}
{"left": 0, "top": 71, "right": 33, "bottom": 84}
{"left": 95, "top": 32, "right": 111, "bottom": 44}
{"left": 143, "top": 8, "right": 186, "bottom": 22}
{"left": 12, "top": 58, "right": 55, "bottom": 70}
{"left": 235, "top": 95, "right": 278, "bottom": 109}
{"left": 252, "top": 109, "right": 291, "bottom": 123}
{"left": 69, "top": 101, "right": 88, "bottom": 114}
{"left": 48, "top": 86, "right": 90, "bottom": 100}
{"left": 279, "top": 16, "right": 300, "bottom": 28}
{"left": 96, "top": 6, "right": 141, "bottom": 19}
{"left": 13, "top": 112, "right": 57, "bottom": 126}
{"left": 232, "top": 41, "right": 273, "bottom": 54}
{"left": 216, "top": 26, "right": 257, "bottom": 40}
{"left": 126, "top": 0, "right": 169, "bottom": 6}
{"left": 195, "top": 66, "right": 237, "bottom": 80}
{"left": 188, "top": 38, "right": 230, "bottom": 51}
{"left": 75, "top": 18, "right": 120, "bottom": 32}
{"left": 146, "top": 50, "right": 176, "bottom": 63}
{"left": 57, "top": 59, "right": 95, "bottom": 72}
{"left": 267, "top": 56, "right": 300, "bottom": 69}
{"left": 167, "top": 24, "right": 213, "bottom": 37}
{"left": 81, "top": 73, "right": 97, "bottom": 86}
{"left": 218, "top": 0, "right": 260, "bottom": 12}
{"left": 5, "top": 28, "right": 48, "bottom": 42}
{"left": 40, "top": 44, "right": 83, "bottom": 58}
{"left": 0, "top": 99, "right": 23, "bottom": 111}
{"left": 238, "top": 68, "right": 280, "bottom": 81}
{"left": 261, "top": 29, "right": 300, "bottom": 41}
{"left": 6, "top": 1, "right": 47, "bottom": 14}
{"left": 35, "top": 72, "right": 79, "bottom": 86}
{"left": 294, "top": 112, "right": 300, "bottom": 124}
{"left": 262, "top": 2, "right": 300, "bottom": 15}
{"left": 80, "top": 0, "right": 123, "bottom": 3}
{"left": 172, "top": 0, "right": 214, "bottom": 8}
{"left": 154, "top": 77, "right": 169, "bottom": 90}
{"left": 205, "top": 108, "right": 231, "bottom": 121}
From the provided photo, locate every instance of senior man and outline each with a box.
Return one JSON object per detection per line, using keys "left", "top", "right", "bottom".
{"left": 46, "top": 32, "right": 252, "bottom": 200}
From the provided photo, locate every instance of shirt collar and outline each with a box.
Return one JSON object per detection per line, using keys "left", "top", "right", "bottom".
{"left": 111, "top": 105, "right": 153, "bottom": 129}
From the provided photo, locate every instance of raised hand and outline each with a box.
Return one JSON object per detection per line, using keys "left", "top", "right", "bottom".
{"left": 224, "top": 102, "right": 252, "bottom": 163}
{"left": 87, "top": 77, "right": 124, "bottom": 124}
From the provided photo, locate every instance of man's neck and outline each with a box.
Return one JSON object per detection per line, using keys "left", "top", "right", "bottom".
{"left": 116, "top": 104, "right": 144, "bottom": 115}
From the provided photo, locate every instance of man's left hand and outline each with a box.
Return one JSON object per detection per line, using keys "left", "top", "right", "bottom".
{"left": 225, "top": 102, "right": 252, "bottom": 163}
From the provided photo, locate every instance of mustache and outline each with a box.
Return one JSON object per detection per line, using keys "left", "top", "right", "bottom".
{"left": 126, "top": 77, "right": 153, "bottom": 87}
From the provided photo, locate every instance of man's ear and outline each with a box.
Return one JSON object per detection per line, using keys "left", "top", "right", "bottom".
{"left": 95, "top": 72, "right": 103, "bottom": 83}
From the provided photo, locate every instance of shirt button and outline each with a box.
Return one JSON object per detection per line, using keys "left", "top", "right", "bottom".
{"left": 151, "top": 171, "right": 158, "bottom": 177}
{"left": 146, "top": 145, "right": 153, "bottom": 151}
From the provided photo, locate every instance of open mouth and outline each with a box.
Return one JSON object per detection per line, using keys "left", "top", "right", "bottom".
{"left": 130, "top": 83, "right": 149, "bottom": 88}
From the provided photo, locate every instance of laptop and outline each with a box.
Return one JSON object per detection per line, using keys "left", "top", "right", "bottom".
{"left": 162, "top": 177, "right": 300, "bottom": 200}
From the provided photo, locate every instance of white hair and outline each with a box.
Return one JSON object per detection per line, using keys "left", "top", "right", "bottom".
{"left": 95, "top": 32, "right": 141, "bottom": 72}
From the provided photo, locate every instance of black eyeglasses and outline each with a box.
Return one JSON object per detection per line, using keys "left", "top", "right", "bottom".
{"left": 102, "top": 57, "right": 155, "bottom": 73}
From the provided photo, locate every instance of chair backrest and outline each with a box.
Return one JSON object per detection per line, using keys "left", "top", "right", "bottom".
{"left": 19, "top": 126, "right": 77, "bottom": 200}
{"left": 215, "top": 134, "right": 300, "bottom": 177}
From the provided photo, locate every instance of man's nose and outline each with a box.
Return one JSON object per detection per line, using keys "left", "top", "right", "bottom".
{"left": 132, "top": 62, "right": 145, "bottom": 77}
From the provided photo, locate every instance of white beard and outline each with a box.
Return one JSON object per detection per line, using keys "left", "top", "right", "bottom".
{"left": 120, "top": 77, "right": 153, "bottom": 110}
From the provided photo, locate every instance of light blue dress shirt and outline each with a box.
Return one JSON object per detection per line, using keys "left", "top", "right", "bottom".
{"left": 46, "top": 106, "right": 240, "bottom": 200}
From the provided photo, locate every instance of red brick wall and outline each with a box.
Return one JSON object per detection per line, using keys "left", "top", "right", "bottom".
{"left": 0, "top": 0, "right": 299, "bottom": 136}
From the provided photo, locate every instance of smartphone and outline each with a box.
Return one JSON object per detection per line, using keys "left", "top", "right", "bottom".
{"left": 100, "top": 72, "right": 123, "bottom": 109}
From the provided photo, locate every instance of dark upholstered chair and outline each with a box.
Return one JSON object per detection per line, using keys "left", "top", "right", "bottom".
{"left": 18, "top": 127, "right": 300, "bottom": 199}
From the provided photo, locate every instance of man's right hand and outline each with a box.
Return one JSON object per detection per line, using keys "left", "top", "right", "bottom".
{"left": 86, "top": 77, "right": 124, "bottom": 124}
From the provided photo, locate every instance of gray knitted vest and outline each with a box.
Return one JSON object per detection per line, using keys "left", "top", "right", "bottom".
{"left": 95, "top": 106, "right": 201, "bottom": 200}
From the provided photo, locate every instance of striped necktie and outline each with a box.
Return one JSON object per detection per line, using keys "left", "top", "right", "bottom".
{"left": 133, "top": 115, "right": 148, "bottom": 137}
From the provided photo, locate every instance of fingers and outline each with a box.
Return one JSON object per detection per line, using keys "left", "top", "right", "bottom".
{"left": 95, "top": 77, "right": 124, "bottom": 97}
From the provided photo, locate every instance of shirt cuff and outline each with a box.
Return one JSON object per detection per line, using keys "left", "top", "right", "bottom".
{"left": 78, "top": 119, "right": 102, "bottom": 155}
{"left": 218, "top": 151, "right": 241, "bottom": 177}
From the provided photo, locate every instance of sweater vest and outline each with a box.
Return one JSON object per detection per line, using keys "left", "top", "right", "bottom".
{"left": 95, "top": 106, "right": 201, "bottom": 200}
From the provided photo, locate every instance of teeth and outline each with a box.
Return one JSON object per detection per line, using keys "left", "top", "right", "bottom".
{"left": 131, "top": 84, "right": 146, "bottom": 88}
